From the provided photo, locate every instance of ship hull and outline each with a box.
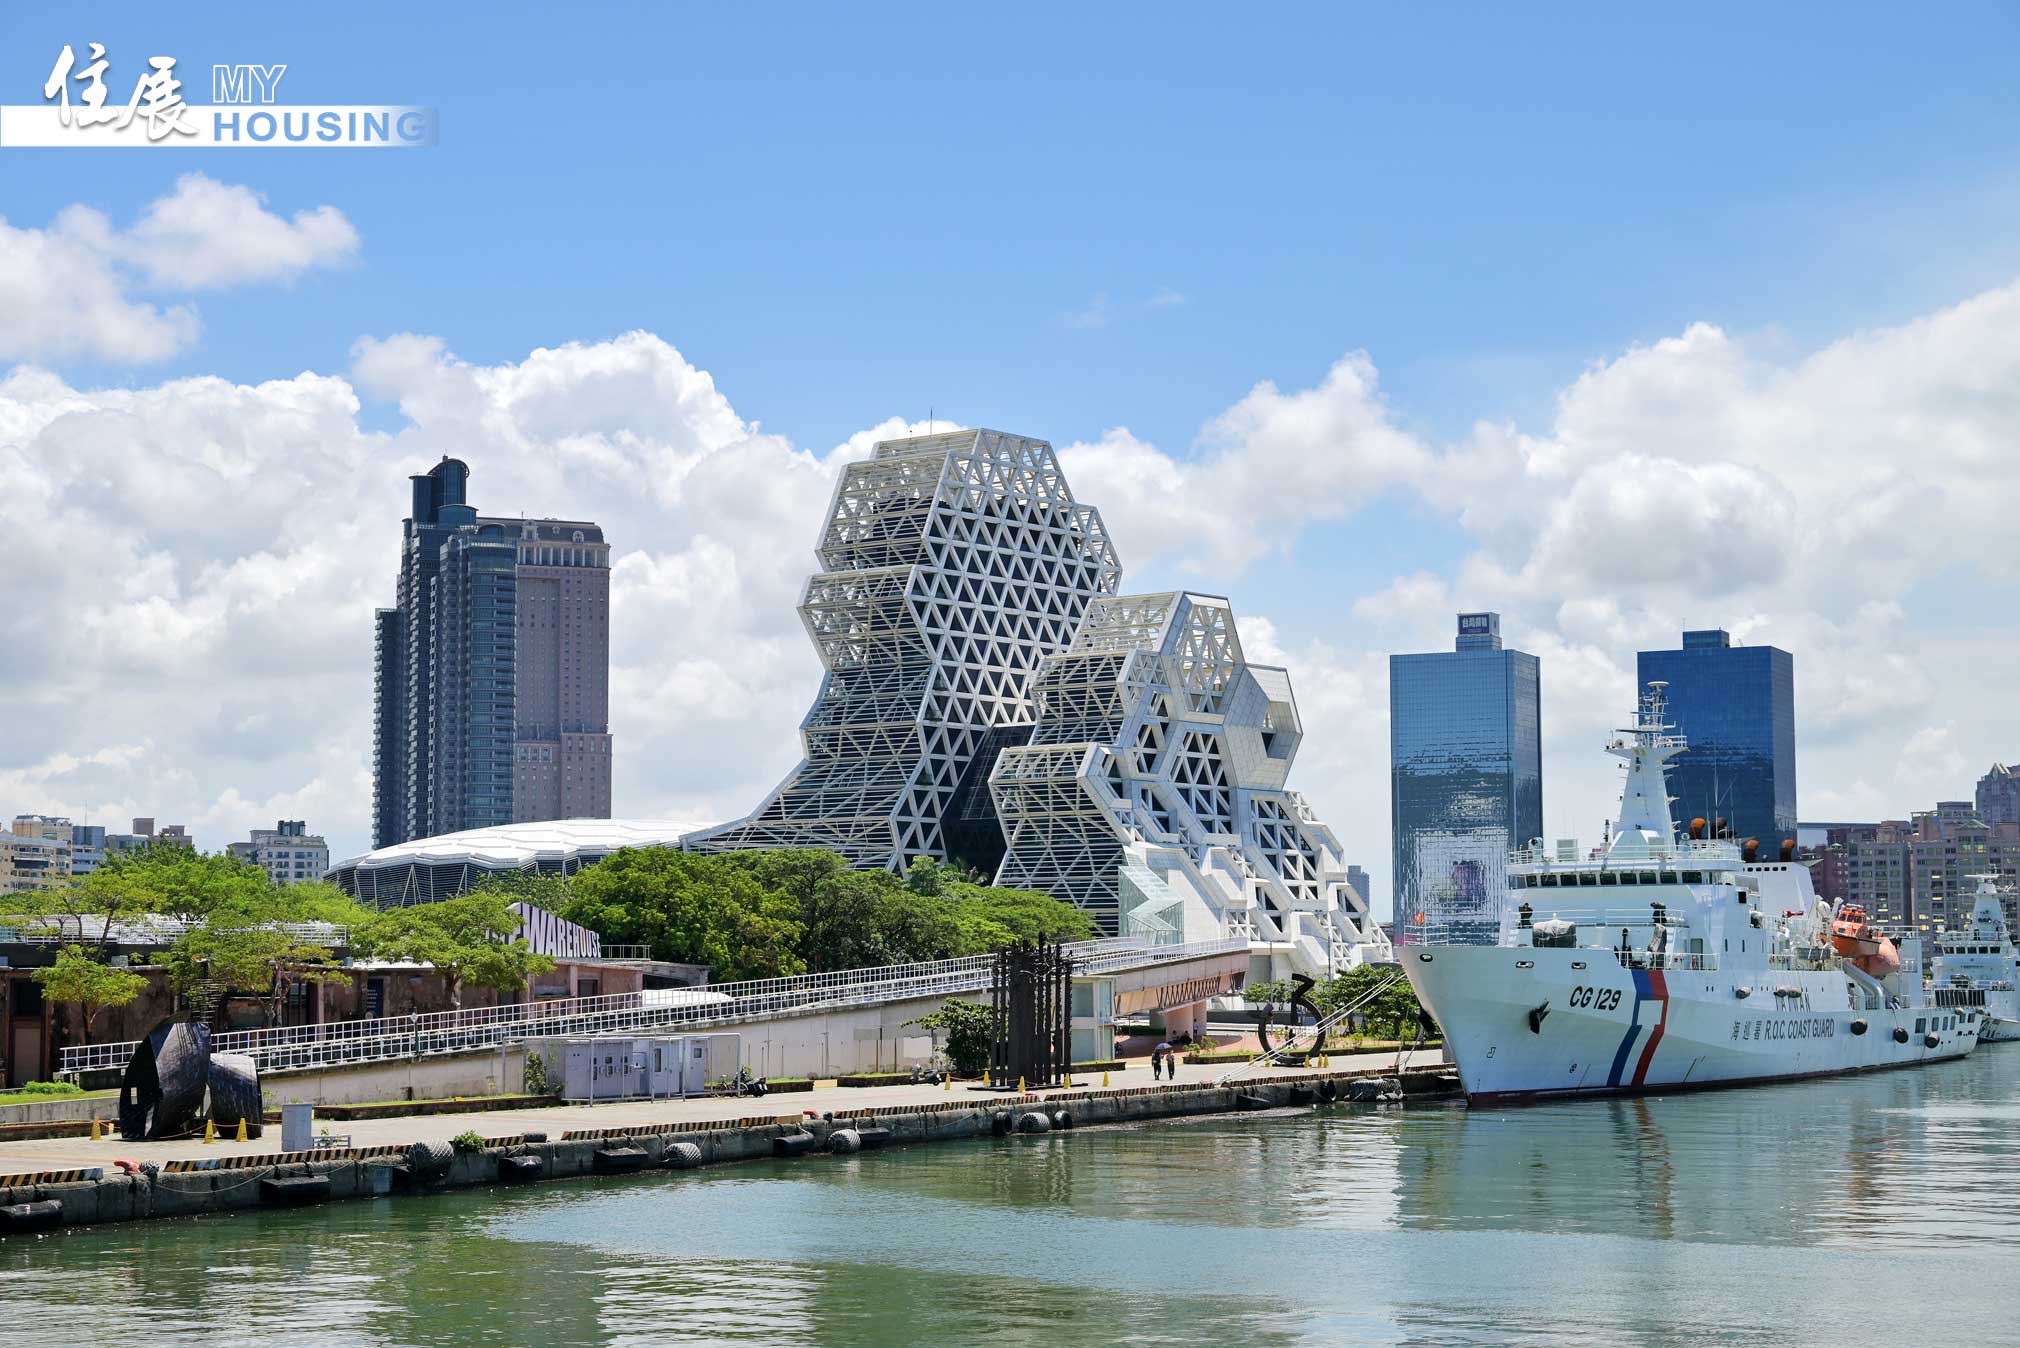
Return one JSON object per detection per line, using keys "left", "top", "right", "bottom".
{"left": 1405, "top": 945, "right": 1979, "bottom": 1106}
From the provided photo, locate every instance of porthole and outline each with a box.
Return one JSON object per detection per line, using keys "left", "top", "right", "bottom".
{"left": 1571, "top": 961, "right": 1587, "bottom": 970}
{"left": 1516, "top": 960, "right": 1535, "bottom": 969}
{"left": 1417, "top": 953, "right": 1434, "bottom": 963}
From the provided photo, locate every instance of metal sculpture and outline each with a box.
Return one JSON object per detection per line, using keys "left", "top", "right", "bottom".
{"left": 987, "top": 938, "right": 1074, "bottom": 1090}
{"left": 1254, "top": 973, "right": 1324, "bottom": 1059}
{"left": 116, "top": 1019, "right": 264, "bottom": 1140}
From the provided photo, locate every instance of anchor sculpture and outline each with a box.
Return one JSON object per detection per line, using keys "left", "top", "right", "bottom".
{"left": 1254, "top": 973, "right": 1326, "bottom": 1060}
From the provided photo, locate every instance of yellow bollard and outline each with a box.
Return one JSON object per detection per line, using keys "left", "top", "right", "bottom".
{"left": 89, "top": 1118, "right": 102, "bottom": 1141}
{"left": 1064, "top": 1071, "right": 1073, "bottom": 1089}
{"left": 204, "top": 1118, "right": 217, "bottom": 1144}
{"left": 235, "top": 1117, "right": 249, "bottom": 1143}
{"left": 1017, "top": 1076, "right": 1026, "bottom": 1095}
{"left": 943, "top": 1074, "right": 951, "bottom": 1091}
{"left": 1102, "top": 1071, "right": 1110, "bottom": 1087}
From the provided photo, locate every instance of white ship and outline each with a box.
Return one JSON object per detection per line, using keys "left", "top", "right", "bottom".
{"left": 1929, "top": 874, "right": 2020, "bottom": 1043}
{"left": 1405, "top": 682, "right": 1981, "bottom": 1104}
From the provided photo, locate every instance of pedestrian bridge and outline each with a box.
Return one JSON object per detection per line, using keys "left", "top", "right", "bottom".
{"left": 59, "top": 936, "right": 1248, "bottom": 1079}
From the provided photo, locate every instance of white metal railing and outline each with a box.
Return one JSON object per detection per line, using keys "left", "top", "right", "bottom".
{"left": 59, "top": 935, "right": 1246, "bottom": 1077}
{"left": 0, "top": 916, "right": 351, "bottom": 947}
{"left": 1609, "top": 950, "right": 1719, "bottom": 971}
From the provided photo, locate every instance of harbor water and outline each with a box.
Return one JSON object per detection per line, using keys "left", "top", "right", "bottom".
{"left": 7, "top": 1051, "right": 2020, "bottom": 1346}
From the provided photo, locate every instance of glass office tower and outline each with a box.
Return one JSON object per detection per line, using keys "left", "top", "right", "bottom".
{"left": 1390, "top": 613, "right": 1543, "bottom": 944}
{"left": 1636, "top": 629, "right": 1795, "bottom": 848}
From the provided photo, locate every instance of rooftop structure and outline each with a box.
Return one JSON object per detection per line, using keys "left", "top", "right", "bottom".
{"left": 990, "top": 591, "right": 1389, "bottom": 976}
{"left": 686, "top": 428, "right": 1122, "bottom": 872}
{"left": 226, "top": 820, "right": 331, "bottom": 887}
{"left": 328, "top": 817, "right": 714, "bottom": 906}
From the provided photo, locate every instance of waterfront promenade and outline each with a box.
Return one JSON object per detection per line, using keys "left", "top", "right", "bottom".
{"left": 0, "top": 1050, "right": 1443, "bottom": 1180}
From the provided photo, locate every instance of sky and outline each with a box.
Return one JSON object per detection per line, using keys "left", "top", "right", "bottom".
{"left": 2, "top": 4, "right": 2019, "bottom": 917}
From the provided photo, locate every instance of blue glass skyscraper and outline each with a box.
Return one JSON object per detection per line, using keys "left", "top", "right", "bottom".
{"left": 1636, "top": 629, "right": 1795, "bottom": 848}
{"left": 1390, "top": 613, "right": 1543, "bottom": 944}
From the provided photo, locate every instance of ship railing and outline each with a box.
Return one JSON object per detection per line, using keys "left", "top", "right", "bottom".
{"left": 1609, "top": 950, "right": 1718, "bottom": 972}
{"left": 1516, "top": 907, "right": 1692, "bottom": 929}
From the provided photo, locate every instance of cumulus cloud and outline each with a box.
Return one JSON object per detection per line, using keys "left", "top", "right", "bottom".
{"left": 0, "top": 174, "right": 356, "bottom": 363}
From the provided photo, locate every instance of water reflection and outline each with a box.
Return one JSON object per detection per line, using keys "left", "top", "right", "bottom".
{"left": 2, "top": 1052, "right": 2017, "bottom": 1346}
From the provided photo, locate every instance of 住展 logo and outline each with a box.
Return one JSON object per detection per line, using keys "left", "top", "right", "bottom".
{"left": 1, "top": 42, "right": 435, "bottom": 148}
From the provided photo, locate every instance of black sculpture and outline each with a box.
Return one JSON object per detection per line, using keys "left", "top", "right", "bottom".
{"left": 117, "top": 1019, "right": 264, "bottom": 1140}
{"left": 987, "top": 938, "right": 1074, "bottom": 1090}
{"left": 1255, "top": 973, "right": 1324, "bottom": 1059}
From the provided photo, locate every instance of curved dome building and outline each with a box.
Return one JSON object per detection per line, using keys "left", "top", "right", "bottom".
{"left": 327, "top": 818, "right": 713, "bottom": 906}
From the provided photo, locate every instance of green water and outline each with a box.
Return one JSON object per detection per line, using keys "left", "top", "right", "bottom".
{"left": 7, "top": 1052, "right": 2020, "bottom": 1347}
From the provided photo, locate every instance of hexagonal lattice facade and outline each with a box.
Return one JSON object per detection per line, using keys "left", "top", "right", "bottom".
{"left": 990, "top": 592, "right": 1390, "bottom": 975}
{"left": 685, "top": 429, "right": 1123, "bottom": 870}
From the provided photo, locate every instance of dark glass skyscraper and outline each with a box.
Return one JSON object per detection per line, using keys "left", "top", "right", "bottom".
{"left": 1636, "top": 629, "right": 1795, "bottom": 848}
{"left": 1390, "top": 613, "right": 1543, "bottom": 944}
{"left": 372, "top": 458, "right": 612, "bottom": 848}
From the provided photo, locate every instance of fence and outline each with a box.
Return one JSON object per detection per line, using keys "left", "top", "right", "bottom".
{"left": 59, "top": 935, "right": 1247, "bottom": 1078}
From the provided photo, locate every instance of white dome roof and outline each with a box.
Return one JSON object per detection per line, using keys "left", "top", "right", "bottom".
{"left": 331, "top": 818, "right": 716, "bottom": 874}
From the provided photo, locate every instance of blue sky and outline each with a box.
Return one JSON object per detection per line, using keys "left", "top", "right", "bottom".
{"left": 4, "top": 5, "right": 2020, "bottom": 908}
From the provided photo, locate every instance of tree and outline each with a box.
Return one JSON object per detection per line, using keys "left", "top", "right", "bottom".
{"left": 562, "top": 848, "right": 804, "bottom": 983}
{"left": 33, "top": 945, "right": 147, "bottom": 1044}
{"left": 357, "top": 892, "right": 557, "bottom": 1009}
{"left": 907, "top": 998, "right": 991, "bottom": 1075}
{"left": 941, "top": 881, "right": 1096, "bottom": 952}
{"left": 158, "top": 880, "right": 373, "bottom": 1025}
{"left": 1312, "top": 964, "right": 1430, "bottom": 1041}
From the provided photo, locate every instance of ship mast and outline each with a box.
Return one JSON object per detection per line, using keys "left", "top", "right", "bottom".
{"left": 1607, "top": 681, "right": 1685, "bottom": 858}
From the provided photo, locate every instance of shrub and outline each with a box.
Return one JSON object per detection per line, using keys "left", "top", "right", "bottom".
{"left": 524, "top": 1051, "right": 550, "bottom": 1096}
{"left": 449, "top": 1130, "right": 486, "bottom": 1154}
{"left": 17, "top": 1080, "right": 83, "bottom": 1098}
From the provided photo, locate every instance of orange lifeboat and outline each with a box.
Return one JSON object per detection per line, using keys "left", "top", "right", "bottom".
{"left": 1831, "top": 904, "right": 1901, "bottom": 977}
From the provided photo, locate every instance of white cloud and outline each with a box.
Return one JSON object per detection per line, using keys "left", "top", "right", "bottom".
{"left": 0, "top": 175, "right": 356, "bottom": 364}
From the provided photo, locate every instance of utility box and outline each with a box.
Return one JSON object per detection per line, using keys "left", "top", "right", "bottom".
{"left": 281, "top": 1102, "right": 314, "bottom": 1152}
{"left": 527, "top": 1034, "right": 741, "bottom": 1102}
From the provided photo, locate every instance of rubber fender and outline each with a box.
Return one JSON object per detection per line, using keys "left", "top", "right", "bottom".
{"left": 497, "top": 1154, "right": 545, "bottom": 1183}
{"left": 773, "top": 1130, "right": 816, "bottom": 1158}
{"left": 663, "top": 1142, "right": 704, "bottom": 1170}
{"left": 1016, "top": 1111, "right": 1052, "bottom": 1134}
{"left": 1893, "top": 1027, "right": 1910, "bottom": 1044}
{"left": 1287, "top": 1085, "right": 1316, "bottom": 1106}
{"left": 1346, "top": 1077, "right": 1404, "bottom": 1103}
{"left": 258, "top": 1174, "right": 331, "bottom": 1206}
{"left": 854, "top": 1126, "right": 893, "bottom": 1150}
{"left": 593, "top": 1146, "right": 650, "bottom": 1173}
{"left": 1234, "top": 1093, "right": 1271, "bottom": 1111}
{"left": 991, "top": 1110, "right": 1013, "bottom": 1137}
{"left": 827, "top": 1128, "right": 862, "bottom": 1155}
{"left": 521, "top": 1131, "right": 548, "bottom": 1143}
{"left": 405, "top": 1139, "right": 455, "bottom": 1178}
{"left": 0, "top": 1200, "right": 62, "bottom": 1233}
{"left": 1925, "top": 1033, "right": 1942, "bottom": 1049}
{"left": 1051, "top": 1110, "right": 1074, "bottom": 1130}
{"left": 1849, "top": 1019, "right": 1868, "bottom": 1036}
{"left": 1318, "top": 1080, "right": 1340, "bottom": 1103}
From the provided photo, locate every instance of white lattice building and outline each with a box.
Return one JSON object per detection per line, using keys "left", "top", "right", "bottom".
{"left": 686, "top": 429, "right": 1123, "bottom": 870}
{"left": 990, "top": 592, "right": 1391, "bottom": 978}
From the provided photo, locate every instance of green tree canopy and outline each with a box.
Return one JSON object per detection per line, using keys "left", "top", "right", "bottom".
{"left": 356, "top": 891, "right": 557, "bottom": 1008}
{"left": 33, "top": 945, "right": 148, "bottom": 1044}
{"left": 562, "top": 848, "right": 804, "bottom": 982}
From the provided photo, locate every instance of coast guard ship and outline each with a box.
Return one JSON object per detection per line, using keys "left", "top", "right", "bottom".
{"left": 1405, "top": 683, "right": 1980, "bottom": 1104}
{"left": 1929, "top": 874, "right": 2020, "bottom": 1042}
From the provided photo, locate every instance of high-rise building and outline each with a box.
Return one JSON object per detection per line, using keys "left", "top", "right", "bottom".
{"left": 687, "top": 429, "right": 1122, "bottom": 871}
{"left": 1346, "top": 864, "right": 1371, "bottom": 908}
{"left": 373, "top": 458, "right": 612, "bottom": 848}
{"left": 1389, "top": 612, "right": 1542, "bottom": 944}
{"left": 106, "top": 818, "right": 193, "bottom": 855}
{"left": 1636, "top": 629, "right": 1796, "bottom": 848}
{"left": 227, "top": 820, "right": 331, "bottom": 886}
{"left": 990, "top": 592, "right": 1389, "bottom": 973}
{"left": 1, "top": 817, "right": 70, "bottom": 893}
{"left": 1979, "top": 763, "right": 2020, "bottom": 827}
{"left": 68, "top": 824, "right": 106, "bottom": 875}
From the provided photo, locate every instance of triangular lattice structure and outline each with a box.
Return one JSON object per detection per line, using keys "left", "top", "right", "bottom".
{"left": 989, "top": 592, "right": 1392, "bottom": 976}
{"left": 686, "top": 430, "right": 1123, "bottom": 870}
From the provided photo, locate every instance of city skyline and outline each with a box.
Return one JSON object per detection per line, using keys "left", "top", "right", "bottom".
{"left": 4, "top": 9, "right": 2020, "bottom": 915}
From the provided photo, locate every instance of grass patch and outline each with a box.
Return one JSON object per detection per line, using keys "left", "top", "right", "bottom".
{"left": 0, "top": 1083, "right": 112, "bottom": 1108}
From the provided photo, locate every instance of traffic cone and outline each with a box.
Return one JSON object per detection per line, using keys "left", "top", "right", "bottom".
{"left": 1102, "top": 1072, "right": 1110, "bottom": 1087}
{"left": 235, "top": 1117, "right": 248, "bottom": 1143}
{"left": 204, "top": 1118, "right": 216, "bottom": 1144}
{"left": 1017, "top": 1076, "right": 1026, "bottom": 1094}
{"left": 89, "top": 1118, "right": 102, "bottom": 1141}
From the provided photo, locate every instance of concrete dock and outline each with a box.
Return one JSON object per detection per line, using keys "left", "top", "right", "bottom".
{"left": 0, "top": 1051, "right": 1450, "bottom": 1233}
